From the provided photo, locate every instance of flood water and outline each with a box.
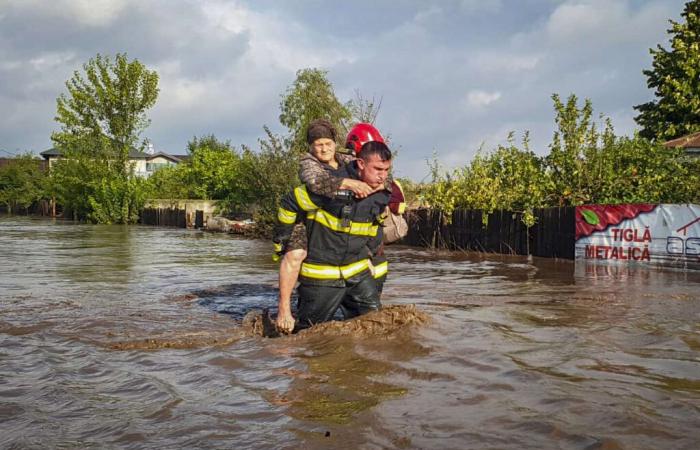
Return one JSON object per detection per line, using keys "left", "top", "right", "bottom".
{"left": 1, "top": 215, "right": 700, "bottom": 449}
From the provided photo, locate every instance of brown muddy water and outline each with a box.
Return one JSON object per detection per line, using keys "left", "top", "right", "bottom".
{"left": 1, "top": 216, "right": 700, "bottom": 450}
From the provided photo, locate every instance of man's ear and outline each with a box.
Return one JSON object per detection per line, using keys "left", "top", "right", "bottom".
{"left": 356, "top": 158, "right": 365, "bottom": 170}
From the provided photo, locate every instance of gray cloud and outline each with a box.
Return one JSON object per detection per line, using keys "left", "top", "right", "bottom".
{"left": 0, "top": 0, "right": 688, "bottom": 179}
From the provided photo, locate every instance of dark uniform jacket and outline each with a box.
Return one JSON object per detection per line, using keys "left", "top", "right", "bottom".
{"left": 274, "top": 163, "right": 390, "bottom": 285}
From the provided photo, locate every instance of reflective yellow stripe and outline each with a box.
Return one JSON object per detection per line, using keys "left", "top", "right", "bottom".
{"left": 300, "top": 259, "right": 370, "bottom": 280}
{"left": 307, "top": 209, "right": 378, "bottom": 236}
{"left": 373, "top": 261, "right": 388, "bottom": 279}
{"left": 300, "top": 262, "right": 340, "bottom": 279}
{"left": 272, "top": 242, "right": 283, "bottom": 262}
{"left": 277, "top": 207, "right": 297, "bottom": 224}
{"left": 341, "top": 259, "right": 370, "bottom": 278}
{"left": 294, "top": 185, "right": 318, "bottom": 211}
{"left": 397, "top": 202, "right": 406, "bottom": 214}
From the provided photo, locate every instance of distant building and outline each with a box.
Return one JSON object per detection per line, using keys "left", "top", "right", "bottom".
{"left": 40, "top": 147, "right": 190, "bottom": 177}
{"left": 664, "top": 132, "right": 700, "bottom": 158}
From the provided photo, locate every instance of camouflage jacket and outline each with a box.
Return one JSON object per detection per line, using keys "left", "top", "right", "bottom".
{"left": 298, "top": 152, "right": 355, "bottom": 197}
{"left": 298, "top": 151, "right": 392, "bottom": 197}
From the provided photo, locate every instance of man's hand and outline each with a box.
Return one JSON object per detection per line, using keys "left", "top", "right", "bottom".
{"left": 276, "top": 309, "right": 295, "bottom": 334}
{"left": 341, "top": 178, "right": 373, "bottom": 198}
{"left": 367, "top": 260, "right": 376, "bottom": 277}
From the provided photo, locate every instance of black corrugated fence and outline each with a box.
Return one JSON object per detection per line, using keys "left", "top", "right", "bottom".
{"left": 140, "top": 208, "right": 187, "bottom": 228}
{"left": 404, "top": 207, "right": 575, "bottom": 259}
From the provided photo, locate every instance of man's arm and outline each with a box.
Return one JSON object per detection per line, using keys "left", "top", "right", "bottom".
{"left": 273, "top": 189, "right": 307, "bottom": 334}
{"left": 272, "top": 190, "right": 303, "bottom": 260}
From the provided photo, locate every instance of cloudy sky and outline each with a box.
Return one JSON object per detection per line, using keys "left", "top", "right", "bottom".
{"left": 0, "top": 0, "right": 687, "bottom": 180}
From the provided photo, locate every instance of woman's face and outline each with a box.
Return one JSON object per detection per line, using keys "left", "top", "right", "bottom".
{"left": 309, "top": 138, "right": 336, "bottom": 164}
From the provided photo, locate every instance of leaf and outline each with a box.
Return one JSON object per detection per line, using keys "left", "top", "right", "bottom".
{"left": 581, "top": 209, "right": 600, "bottom": 225}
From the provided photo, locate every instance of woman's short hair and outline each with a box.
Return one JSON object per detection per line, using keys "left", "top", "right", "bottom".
{"left": 306, "top": 119, "right": 337, "bottom": 144}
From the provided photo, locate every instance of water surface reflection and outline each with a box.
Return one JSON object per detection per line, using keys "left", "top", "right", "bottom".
{"left": 1, "top": 216, "right": 699, "bottom": 449}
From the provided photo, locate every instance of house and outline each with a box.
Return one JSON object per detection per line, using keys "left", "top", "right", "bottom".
{"left": 664, "top": 132, "right": 700, "bottom": 158}
{"left": 40, "top": 145, "right": 190, "bottom": 177}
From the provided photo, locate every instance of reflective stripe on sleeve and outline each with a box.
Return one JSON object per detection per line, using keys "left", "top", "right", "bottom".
{"left": 373, "top": 261, "right": 388, "bottom": 279}
{"left": 277, "top": 207, "right": 297, "bottom": 224}
{"left": 294, "top": 185, "right": 319, "bottom": 211}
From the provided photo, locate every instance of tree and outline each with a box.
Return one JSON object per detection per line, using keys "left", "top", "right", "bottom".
{"left": 634, "top": 0, "right": 700, "bottom": 141}
{"left": 423, "top": 93, "right": 699, "bottom": 222}
{"left": 50, "top": 53, "right": 159, "bottom": 223}
{"left": 0, "top": 154, "right": 48, "bottom": 214}
{"left": 235, "top": 126, "right": 299, "bottom": 231}
{"left": 53, "top": 53, "right": 159, "bottom": 163}
{"left": 545, "top": 94, "right": 613, "bottom": 206}
{"left": 185, "top": 135, "right": 242, "bottom": 201}
{"left": 347, "top": 90, "right": 383, "bottom": 125}
{"left": 423, "top": 134, "right": 549, "bottom": 226}
{"left": 279, "top": 68, "right": 351, "bottom": 154}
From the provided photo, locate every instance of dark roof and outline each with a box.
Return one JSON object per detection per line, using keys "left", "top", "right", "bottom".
{"left": 146, "top": 151, "right": 184, "bottom": 162}
{"left": 127, "top": 149, "right": 150, "bottom": 159}
{"left": 40, "top": 147, "right": 185, "bottom": 160}
{"left": 664, "top": 132, "right": 700, "bottom": 149}
{"left": 40, "top": 148, "right": 62, "bottom": 157}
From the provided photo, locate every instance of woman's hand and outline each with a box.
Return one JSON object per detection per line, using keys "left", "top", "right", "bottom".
{"left": 341, "top": 179, "right": 373, "bottom": 198}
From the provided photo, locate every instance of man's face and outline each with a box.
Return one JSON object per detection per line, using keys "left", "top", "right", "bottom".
{"left": 309, "top": 138, "right": 336, "bottom": 164}
{"left": 357, "top": 153, "right": 392, "bottom": 189}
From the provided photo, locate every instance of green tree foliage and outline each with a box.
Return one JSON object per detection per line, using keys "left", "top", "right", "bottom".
{"left": 184, "top": 135, "right": 242, "bottom": 201}
{"left": 0, "top": 154, "right": 48, "bottom": 213}
{"left": 53, "top": 53, "right": 159, "bottom": 160}
{"left": 50, "top": 53, "right": 159, "bottom": 223}
{"left": 634, "top": 0, "right": 700, "bottom": 141}
{"left": 241, "top": 127, "right": 299, "bottom": 228}
{"left": 424, "top": 135, "right": 549, "bottom": 226}
{"left": 279, "top": 68, "right": 352, "bottom": 154}
{"left": 546, "top": 94, "right": 615, "bottom": 205}
{"left": 50, "top": 145, "right": 146, "bottom": 224}
{"left": 425, "top": 94, "right": 699, "bottom": 225}
{"left": 143, "top": 164, "right": 190, "bottom": 200}
{"left": 592, "top": 136, "right": 697, "bottom": 204}
{"left": 85, "top": 176, "right": 148, "bottom": 224}
{"left": 145, "top": 129, "right": 298, "bottom": 230}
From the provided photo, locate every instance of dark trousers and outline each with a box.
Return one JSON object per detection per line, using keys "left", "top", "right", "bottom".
{"left": 295, "top": 272, "right": 380, "bottom": 331}
{"left": 375, "top": 274, "right": 386, "bottom": 296}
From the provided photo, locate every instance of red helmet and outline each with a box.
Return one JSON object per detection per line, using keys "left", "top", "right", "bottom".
{"left": 345, "top": 123, "right": 385, "bottom": 155}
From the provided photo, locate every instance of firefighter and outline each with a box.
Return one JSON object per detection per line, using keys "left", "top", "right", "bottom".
{"left": 273, "top": 141, "right": 392, "bottom": 332}
{"left": 345, "top": 124, "right": 407, "bottom": 295}
{"left": 275, "top": 120, "right": 390, "bottom": 333}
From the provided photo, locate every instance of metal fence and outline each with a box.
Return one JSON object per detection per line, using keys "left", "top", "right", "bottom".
{"left": 404, "top": 207, "right": 575, "bottom": 259}
{"left": 140, "top": 208, "right": 187, "bottom": 228}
